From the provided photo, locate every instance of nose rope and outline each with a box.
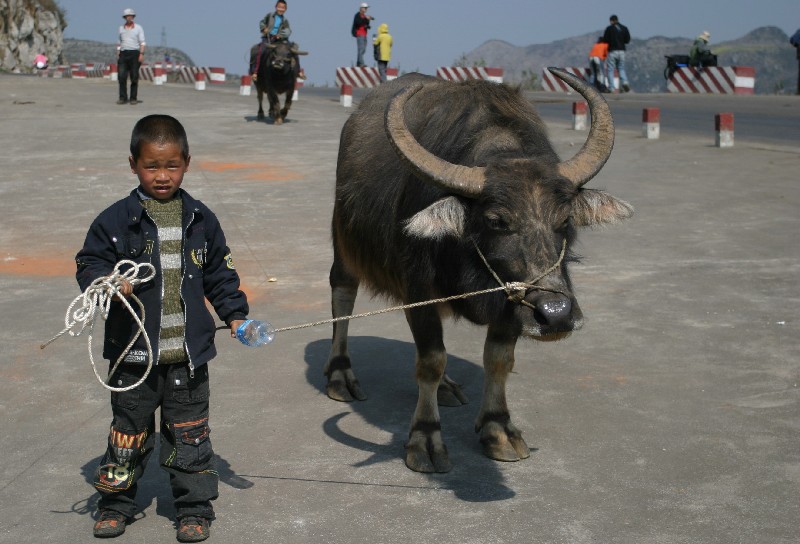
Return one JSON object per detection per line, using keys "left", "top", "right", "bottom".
{"left": 472, "top": 239, "right": 568, "bottom": 308}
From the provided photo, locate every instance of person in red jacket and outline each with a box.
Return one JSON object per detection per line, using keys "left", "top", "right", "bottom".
{"left": 351, "top": 2, "right": 374, "bottom": 67}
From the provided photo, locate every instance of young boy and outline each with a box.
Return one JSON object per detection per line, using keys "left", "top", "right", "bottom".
{"left": 76, "top": 114, "right": 249, "bottom": 542}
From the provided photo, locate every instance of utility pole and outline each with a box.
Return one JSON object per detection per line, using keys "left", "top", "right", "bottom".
{"left": 160, "top": 27, "right": 167, "bottom": 49}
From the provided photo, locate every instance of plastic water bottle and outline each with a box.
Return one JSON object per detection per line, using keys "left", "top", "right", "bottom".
{"left": 235, "top": 319, "right": 275, "bottom": 347}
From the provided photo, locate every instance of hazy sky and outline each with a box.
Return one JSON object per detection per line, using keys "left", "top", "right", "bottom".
{"left": 58, "top": 1, "right": 799, "bottom": 85}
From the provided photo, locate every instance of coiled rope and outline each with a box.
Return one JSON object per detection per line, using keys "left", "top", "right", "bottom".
{"left": 40, "top": 260, "right": 156, "bottom": 392}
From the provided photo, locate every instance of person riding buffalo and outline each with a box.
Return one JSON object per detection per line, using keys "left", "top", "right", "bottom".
{"left": 249, "top": 0, "right": 305, "bottom": 82}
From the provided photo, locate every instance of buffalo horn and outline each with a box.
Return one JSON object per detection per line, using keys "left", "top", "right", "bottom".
{"left": 548, "top": 67, "right": 615, "bottom": 188}
{"left": 384, "top": 84, "right": 486, "bottom": 198}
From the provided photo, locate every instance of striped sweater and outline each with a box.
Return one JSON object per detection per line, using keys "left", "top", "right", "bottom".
{"left": 141, "top": 197, "right": 187, "bottom": 364}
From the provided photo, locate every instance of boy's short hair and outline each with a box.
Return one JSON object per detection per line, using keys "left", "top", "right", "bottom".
{"left": 130, "top": 114, "right": 190, "bottom": 161}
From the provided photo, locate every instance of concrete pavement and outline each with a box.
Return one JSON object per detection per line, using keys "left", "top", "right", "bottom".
{"left": 0, "top": 74, "right": 798, "bottom": 543}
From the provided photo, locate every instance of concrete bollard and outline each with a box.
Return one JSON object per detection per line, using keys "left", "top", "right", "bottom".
{"left": 154, "top": 67, "right": 165, "bottom": 85}
{"left": 340, "top": 84, "right": 353, "bottom": 107}
{"left": 642, "top": 108, "right": 660, "bottom": 139}
{"left": 715, "top": 112, "right": 734, "bottom": 148}
{"left": 240, "top": 75, "right": 252, "bottom": 96}
{"left": 293, "top": 80, "right": 303, "bottom": 101}
{"left": 194, "top": 72, "right": 206, "bottom": 91}
{"left": 572, "top": 101, "right": 588, "bottom": 130}
{"left": 109, "top": 64, "right": 118, "bottom": 82}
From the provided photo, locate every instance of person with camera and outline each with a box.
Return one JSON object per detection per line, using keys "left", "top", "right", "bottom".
{"left": 352, "top": 3, "right": 374, "bottom": 67}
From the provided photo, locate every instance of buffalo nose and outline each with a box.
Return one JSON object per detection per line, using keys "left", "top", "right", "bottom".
{"left": 537, "top": 294, "right": 572, "bottom": 327}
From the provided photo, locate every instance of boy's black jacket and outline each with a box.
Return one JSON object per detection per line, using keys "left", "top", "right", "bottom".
{"left": 76, "top": 188, "right": 249, "bottom": 369}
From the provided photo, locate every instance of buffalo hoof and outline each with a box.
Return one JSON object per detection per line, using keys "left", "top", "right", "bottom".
{"left": 274, "top": 117, "right": 284, "bottom": 125}
{"left": 405, "top": 436, "right": 452, "bottom": 473}
{"left": 326, "top": 378, "right": 367, "bottom": 402}
{"left": 478, "top": 420, "right": 531, "bottom": 462}
{"left": 437, "top": 374, "right": 469, "bottom": 407}
{"left": 257, "top": 111, "right": 265, "bottom": 121}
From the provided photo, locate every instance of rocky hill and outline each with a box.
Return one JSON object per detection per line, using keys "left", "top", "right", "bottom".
{"left": 461, "top": 26, "right": 797, "bottom": 94}
{"left": 61, "top": 38, "right": 195, "bottom": 67}
{"left": 0, "top": 0, "right": 66, "bottom": 72}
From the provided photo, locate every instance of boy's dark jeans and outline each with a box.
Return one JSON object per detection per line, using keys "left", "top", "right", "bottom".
{"left": 94, "top": 362, "right": 218, "bottom": 520}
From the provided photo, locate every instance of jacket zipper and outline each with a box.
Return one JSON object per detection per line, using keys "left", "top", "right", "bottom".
{"left": 184, "top": 210, "right": 196, "bottom": 379}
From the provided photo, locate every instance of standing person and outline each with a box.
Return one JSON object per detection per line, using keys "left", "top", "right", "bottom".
{"left": 78, "top": 114, "right": 251, "bottom": 542}
{"left": 352, "top": 3, "right": 374, "bottom": 67}
{"left": 249, "top": 0, "right": 304, "bottom": 81}
{"left": 790, "top": 28, "right": 800, "bottom": 95}
{"left": 587, "top": 37, "right": 608, "bottom": 92}
{"left": 116, "top": 8, "right": 145, "bottom": 105}
{"left": 689, "top": 31, "right": 716, "bottom": 67}
{"left": 602, "top": 14, "right": 631, "bottom": 93}
{"left": 373, "top": 23, "right": 393, "bottom": 82}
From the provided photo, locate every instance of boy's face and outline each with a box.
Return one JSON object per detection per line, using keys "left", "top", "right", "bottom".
{"left": 129, "top": 141, "right": 190, "bottom": 200}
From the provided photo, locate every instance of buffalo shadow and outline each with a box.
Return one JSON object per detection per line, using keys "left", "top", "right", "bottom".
{"left": 304, "top": 336, "right": 537, "bottom": 502}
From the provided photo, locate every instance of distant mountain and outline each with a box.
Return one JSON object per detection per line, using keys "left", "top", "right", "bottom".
{"left": 62, "top": 38, "right": 195, "bottom": 67}
{"left": 460, "top": 26, "right": 797, "bottom": 94}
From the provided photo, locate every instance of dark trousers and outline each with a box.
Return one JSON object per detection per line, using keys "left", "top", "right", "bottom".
{"left": 118, "top": 50, "right": 140, "bottom": 101}
{"left": 93, "top": 362, "right": 218, "bottom": 520}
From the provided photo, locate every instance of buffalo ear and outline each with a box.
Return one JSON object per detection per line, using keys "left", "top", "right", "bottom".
{"left": 403, "top": 196, "right": 466, "bottom": 239}
{"left": 572, "top": 188, "right": 634, "bottom": 227}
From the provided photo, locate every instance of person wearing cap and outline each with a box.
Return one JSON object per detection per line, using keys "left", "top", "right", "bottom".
{"left": 351, "top": 3, "right": 374, "bottom": 67}
{"left": 689, "top": 31, "right": 716, "bottom": 68}
{"left": 117, "top": 8, "right": 146, "bottom": 105}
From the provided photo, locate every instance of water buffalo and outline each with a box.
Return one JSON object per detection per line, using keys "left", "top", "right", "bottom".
{"left": 326, "top": 68, "right": 633, "bottom": 473}
{"left": 253, "top": 41, "right": 307, "bottom": 124}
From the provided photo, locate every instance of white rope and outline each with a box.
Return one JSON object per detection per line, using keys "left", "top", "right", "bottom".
{"left": 40, "top": 260, "right": 157, "bottom": 392}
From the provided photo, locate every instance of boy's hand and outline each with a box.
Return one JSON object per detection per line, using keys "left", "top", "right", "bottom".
{"left": 229, "top": 319, "right": 246, "bottom": 338}
{"left": 112, "top": 279, "right": 132, "bottom": 301}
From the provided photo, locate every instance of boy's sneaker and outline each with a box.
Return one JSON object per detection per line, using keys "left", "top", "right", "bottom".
{"left": 177, "top": 516, "right": 211, "bottom": 542}
{"left": 93, "top": 509, "right": 127, "bottom": 538}
{"left": 622, "top": 83, "right": 631, "bottom": 93}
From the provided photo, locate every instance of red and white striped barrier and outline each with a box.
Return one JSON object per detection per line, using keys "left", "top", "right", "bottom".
{"left": 153, "top": 67, "right": 166, "bottom": 85}
{"left": 240, "top": 75, "right": 252, "bottom": 96}
{"left": 572, "top": 101, "right": 587, "bottom": 130}
{"left": 541, "top": 67, "right": 619, "bottom": 93}
{"left": 715, "top": 112, "right": 734, "bottom": 147}
{"left": 668, "top": 66, "right": 755, "bottom": 95}
{"left": 108, "top": 64, "right": 118, "bottom": 81}
{"left": 335, "top": 66, "right": 398, "bottom": 88}
{"left": 208, "top": 67, "right": 226, "bottom": 84}
{"left": 340, "top": 84, "right": 353, "bottom": 107}
{"left": 174, "top": 67, "right": 227, "bottom": 84}
{"left": 436, "top": 66, "right": 503, "bottom": 83}
{"left": 293, "top": 80, "right": 303, "bottom": 101}
{"left": 642, "top": 108, "right": 660, "bottom": 139}
{"left": 195, "top": 72, "right": 206, "bottom": 91}
{"left": 542, "top": 67, "right": 587, "bottom": 92}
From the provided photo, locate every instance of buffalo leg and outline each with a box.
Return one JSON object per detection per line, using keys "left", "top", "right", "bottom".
{"left": 268, "top": 90, "right": 284, "bottom": 125}
{"left": 324, "top": 257, "right": 366, "bottom": 402}
{"left": 280, "top": 93, "right": 293, "bottom": 122}
{"left": 404, "top": 305, "right": 452, "bottom": 473}
{"left": 475, "top": 325, "right": 530, "bottom": 461}
{"left": 256, "top": 88, "right": 265, "bottom": 120}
